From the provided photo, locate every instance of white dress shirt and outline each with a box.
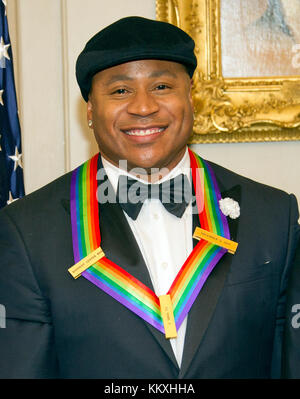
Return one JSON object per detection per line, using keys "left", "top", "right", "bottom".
{"left": 102, "top": 148, "right": 193, "bottom": 367}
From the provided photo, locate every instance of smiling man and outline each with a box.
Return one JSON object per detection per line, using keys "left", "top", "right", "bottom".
{"left": 0, "top": 16, "right": 299, "bottom": 379}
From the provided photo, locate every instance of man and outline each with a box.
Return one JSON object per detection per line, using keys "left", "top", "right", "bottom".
{"left": 0, "top": 16, "right": 299, "bottom": 379}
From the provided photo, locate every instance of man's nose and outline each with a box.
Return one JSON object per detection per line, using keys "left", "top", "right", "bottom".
{"left": 127, "top": 89, "right": 159, "bottom": 116}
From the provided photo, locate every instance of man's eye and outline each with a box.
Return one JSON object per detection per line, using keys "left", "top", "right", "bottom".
{"left": 112, "top": 88, "right": 128, "bottom": 95}
{"left": 155, "top": 84, "right": 169, "bottom": 90}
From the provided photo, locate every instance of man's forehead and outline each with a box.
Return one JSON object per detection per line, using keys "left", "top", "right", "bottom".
{"left": 92, "top": 59, "right": 188, "bottom": 85}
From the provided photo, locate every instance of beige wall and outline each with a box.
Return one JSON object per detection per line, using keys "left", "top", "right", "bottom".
{"left": 6, "top": 0, "right": 300, "bottom": 208}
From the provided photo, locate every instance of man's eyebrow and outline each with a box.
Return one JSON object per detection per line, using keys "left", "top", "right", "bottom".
{"left": 149, "top": 70, "right": 178, "bottom": 79}
{"left": 103, "top": 70, "right": 178, "bottom": 86}
{"left": 104, "top": 74, "right": 134, "bottom": 86}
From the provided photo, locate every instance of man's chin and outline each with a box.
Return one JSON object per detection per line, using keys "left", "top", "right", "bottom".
{"left": 122, "top": 160, "right": 167, "bottom": 175}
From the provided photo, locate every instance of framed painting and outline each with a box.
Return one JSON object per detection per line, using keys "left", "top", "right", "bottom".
{"left": 156, "top": 0, "right": 300, "bottom": 143}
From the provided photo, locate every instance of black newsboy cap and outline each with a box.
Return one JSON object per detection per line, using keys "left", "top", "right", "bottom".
{"left": 76, "top": 16, "right": 197, "bottom": 101}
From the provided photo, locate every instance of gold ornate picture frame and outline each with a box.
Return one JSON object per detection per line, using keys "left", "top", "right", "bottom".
{"left": 156, "top": 0, "right": 300, "bottom": 143}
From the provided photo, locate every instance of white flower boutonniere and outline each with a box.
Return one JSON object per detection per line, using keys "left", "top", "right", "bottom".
{"left": 219, "top": 197, "right": 240, "bottom": 219}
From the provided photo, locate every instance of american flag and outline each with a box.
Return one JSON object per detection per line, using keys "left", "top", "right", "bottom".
{"left": 0, "top": 0, "right": 25, "bottom": 209}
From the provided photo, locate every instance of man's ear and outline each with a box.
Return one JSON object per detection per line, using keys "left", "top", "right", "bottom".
{"left": 189, "top": 79, "right": 194, "bottom": 108}
{"left": 87, "top": 98, "right": 93, "bottom": 123}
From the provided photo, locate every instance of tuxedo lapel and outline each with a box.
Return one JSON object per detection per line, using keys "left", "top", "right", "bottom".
{"left": 179, "top": 183, "right": 241, "bottom": 378}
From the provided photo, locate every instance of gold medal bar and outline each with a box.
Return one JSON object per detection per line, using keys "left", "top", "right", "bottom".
{"left": 68, "top": 247, "right": 105, "bottom": 279}
{"left": 193, "top": 227, "right": 238, "bottom": 254}
{"left": 159, "top": 294, "right": 177, "bottom": 339}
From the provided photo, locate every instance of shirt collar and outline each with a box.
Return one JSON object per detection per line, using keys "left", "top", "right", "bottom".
{"left": 101, "top": 147, "right": 191, "bottom": 193}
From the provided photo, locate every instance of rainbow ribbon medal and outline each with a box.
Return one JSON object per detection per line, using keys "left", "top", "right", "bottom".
{"left": 69, "top": 149, "right": 234, "bottom": 338}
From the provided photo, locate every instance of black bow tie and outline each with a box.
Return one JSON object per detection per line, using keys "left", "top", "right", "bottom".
{"left": 116, "top": 174, "right": 192, "bottom": 220}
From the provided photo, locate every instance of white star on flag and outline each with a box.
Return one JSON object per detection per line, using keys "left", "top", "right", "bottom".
{"left": 0, "top": 89, "right": 3, "bottom": 105}
{"left": 0, "top": 134, "right": 2, "bottom": 151}
{"left": 7, "top": 191, "right": 18, "bottom": 205}
{"left": 9, "top": 146, "right": 23, "bottom": 171}
{"left": 0, "top": 36, "right": 10, "bottom": 63}
{"left": 2, "top": 1, "right": 6, "bottom": 15}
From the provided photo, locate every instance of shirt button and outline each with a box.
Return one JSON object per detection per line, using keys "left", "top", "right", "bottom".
{"left": 161, "top": 262, "right": 168, "bottom": 269}
{"left": 153, "top": 213, "right": 159, "bottom": 220}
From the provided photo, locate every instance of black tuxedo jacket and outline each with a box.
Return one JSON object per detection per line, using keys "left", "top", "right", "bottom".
{"left": 0, "top": 158, "right": 299, "bottom": 379}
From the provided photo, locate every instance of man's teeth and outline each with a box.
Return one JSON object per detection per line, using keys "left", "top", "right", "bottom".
{"left": 125, "top": 127, "right": 164, "bottom": 136}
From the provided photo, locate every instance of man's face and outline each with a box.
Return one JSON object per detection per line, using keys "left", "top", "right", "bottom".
{"left": 87, "top": 59, "right": 194, "bottom": 175}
